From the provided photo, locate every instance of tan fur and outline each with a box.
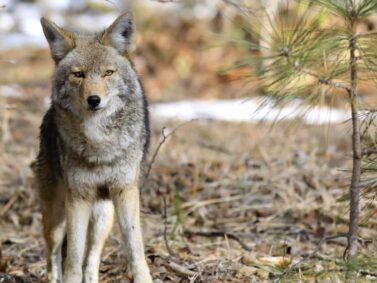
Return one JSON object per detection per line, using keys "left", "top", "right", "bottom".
{"left": 35, "top": 14, "right": 152, "bottom": 283}
{"left": 84, "top": 201, "right": 114, "bottom": 283}
{"left": 40, "top": 18, "right": 75, "bottom": 64}
{"left": 80, "top": 74, "right": 108, "bottom": 101}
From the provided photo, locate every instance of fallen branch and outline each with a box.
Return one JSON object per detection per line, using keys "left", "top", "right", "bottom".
{"left": 0, "top": 193, "right": 19, "bottom": 216}
{"left": 360, "top": 270, "right": 377, "bottom": 278}
{"left": 184, "top": 228, "right": 252, "bottom": 251}
{"left": 166, "top": 259, "right": 199, "bottom": 278}
{"left": 362, "top": 147, "right": 377, "bottom": 156}
{"left": 275, "top": 233, "right": 347, "bottom": 282}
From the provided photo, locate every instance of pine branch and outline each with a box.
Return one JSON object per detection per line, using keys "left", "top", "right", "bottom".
{"left": 280, "top": 48, "right": 351, "bottom": 92}
{"left": 354, "top": 30, "right": 377, "bottom": 39}
{"left": 362, "top": 148, "right": 377, "bottom": 156}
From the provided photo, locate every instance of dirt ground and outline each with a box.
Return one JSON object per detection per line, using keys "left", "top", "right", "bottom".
{"left": 0, "top": 45, "right": 377, "bottom": 282}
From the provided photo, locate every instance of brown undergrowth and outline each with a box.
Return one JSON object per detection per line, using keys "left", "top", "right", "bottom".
{"left": 1, "top": 28, "right": 377, "bottom": 281}
{"left": 1, "top": 81, "right": 376, "bottom": 282}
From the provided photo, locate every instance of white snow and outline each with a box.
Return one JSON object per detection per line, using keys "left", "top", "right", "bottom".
{"left": 15, "top": 3, "right": 43, "bottom": 37}
{"left": 150, "top": 98, "right": 350, "bottom": 125}
{"left": 0, "top": 13, "right": 16, "bottom": 33}
{"left": 0, "top": 33, "right": 47, "bottom": 50}
{"left": 0, "top": 85, "right": 24, "bottom": 98}
{"left": 0, "top": 0, "right": 220, "bottom": 51}
{"left": 0, "top": 1, "right": 354, "bottom": 126}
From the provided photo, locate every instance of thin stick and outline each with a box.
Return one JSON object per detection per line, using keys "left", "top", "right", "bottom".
{"left": 354, "top": 30, "right": 377, "bottom": 39}
{"left": 142, "top": 119, "right": 196, "bottom": 187}
{"left": 360, "top": 270, "right": 377, "bottom": 278}
{"left": 163, "top": 195, "right": 175, "bottom": 256}
{"left": 166, "top": 260, "right": 199, "bottom": 277}
{"left": 0, "top": 193, "right": 19, "bottom": 216}
{"left": 184, "top": 229, "right": 252, "bottom": 251}
{"left": 362, "top": 148, "right": 377, "bottom": 156}
{"left": 282, "top": 49, "right": 352, "bottom": 92}
{"left": 275, "top": 234, "right": 347, "bottom": 282}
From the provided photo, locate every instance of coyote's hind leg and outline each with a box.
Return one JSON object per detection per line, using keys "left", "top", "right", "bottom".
{"left": 42, "top": 197, "right": 66, "bottom": 283}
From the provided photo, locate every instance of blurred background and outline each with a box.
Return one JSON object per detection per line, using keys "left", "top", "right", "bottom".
{"left": 1, "top": 1, "right": 377, "bottom": 282}
{"left": 0, "top": 0, "right": 247, "bottom": 103}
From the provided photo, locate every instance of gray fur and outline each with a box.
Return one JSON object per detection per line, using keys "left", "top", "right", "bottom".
{"left": 35, "top": 14, "right": 152, "bottom": 283}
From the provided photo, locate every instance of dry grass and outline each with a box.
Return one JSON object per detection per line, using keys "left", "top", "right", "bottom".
{"left": 0, "top": 37, "right": 376, "bottom": 282}
{"left": 1, "top": 82, "right": 376, "bottom": 282}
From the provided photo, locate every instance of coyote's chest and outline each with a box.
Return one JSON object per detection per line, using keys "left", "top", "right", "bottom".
{"left": 62, "top": 112, "right": 135, "bottom": 163}
{"left": 81, "top": 117, "right": 134, "bottom": 162}
{"left": 59, "top": 116, "right": 142, "bottom": 193}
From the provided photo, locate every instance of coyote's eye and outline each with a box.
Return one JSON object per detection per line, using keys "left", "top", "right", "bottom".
{"left": 72, "top": 71, "right": 85, "bottom": 78}
{"left": 104, "top": 70, "right": 115, "bottom": 77}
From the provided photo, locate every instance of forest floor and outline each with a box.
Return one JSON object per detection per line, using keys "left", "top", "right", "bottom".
{"left": 1, "top": 46, "right": 377, "bottom": 283}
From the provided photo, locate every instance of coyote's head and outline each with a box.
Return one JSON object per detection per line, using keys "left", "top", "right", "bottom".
{"left": 41, "top": 14, "right": 141, "bottom": 116}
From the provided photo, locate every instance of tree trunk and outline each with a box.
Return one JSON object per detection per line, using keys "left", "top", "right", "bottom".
{"left": 347, "top": 25, "right": 361, "bottom": 261}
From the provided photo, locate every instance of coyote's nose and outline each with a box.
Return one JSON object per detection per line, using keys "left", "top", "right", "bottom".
{"left": 87, "top": 95, "right": 101, "bottom": 108}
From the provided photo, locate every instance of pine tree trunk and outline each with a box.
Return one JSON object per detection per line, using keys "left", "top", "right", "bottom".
{"left": 347, "top": 20, "right": 361, "bottom": 262}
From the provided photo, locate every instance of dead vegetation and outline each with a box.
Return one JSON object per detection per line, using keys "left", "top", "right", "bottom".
{"left": 0, "top": 4, "right": 377, "bottom": 281}
{"left": 1, "top": 83, "right": 376, "bottom": 282}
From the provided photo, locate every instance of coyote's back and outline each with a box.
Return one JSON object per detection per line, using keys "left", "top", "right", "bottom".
{"left": 34, "top": 14, "right": 153, "bottom": 283}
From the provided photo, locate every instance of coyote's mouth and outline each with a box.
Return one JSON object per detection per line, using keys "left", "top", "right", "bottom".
{"left": 88, "top": 106, "right": 103, "bottom": 112}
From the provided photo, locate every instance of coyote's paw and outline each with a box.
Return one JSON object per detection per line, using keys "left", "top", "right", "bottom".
{"left": 47, "top": 272, "right": 61, "bottom": 283}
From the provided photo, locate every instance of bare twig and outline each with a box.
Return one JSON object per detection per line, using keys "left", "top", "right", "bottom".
{"left": 277, "top": 46, "right": 352, "bottom": 94}
{"left": 163, "top": 195, "right": 175, "bottom": 256}
{"left": 184, "top": 228, "right": 252, "bottom": 251}
{"left": 0, "top": 193, "right": 19, "bottom": 216}
{"left": 362, "top": 147, "right": 377, "bottom": 156}
{"left": 220, "top": 0, "right": 255, "bottom": 14}
{"left": 275, "top": 233, "right": 347, "bottom": 282}
{"left": 318, "top": 77, "right": 352, "bottom": 92}
{"left": 142, "top": 119, "right": 196, "bottom": 187}
{"left": 354, "top": 30, "right": 377, "bottom": 39}
{"left": 282, "top": 49, "right": 352, "bottom": 92}
{"left": 360, "top": 270, "right": 377, "bottom": 278}
{"left": 166, "top": 259, "right": 199, "bottom": 278}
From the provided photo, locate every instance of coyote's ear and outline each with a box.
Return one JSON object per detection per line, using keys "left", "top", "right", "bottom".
{"left": 41, "top": 18, "right": 75, "bottom": 63}
{"left": 101, "top": 13, "right": 135, "bottom": 54}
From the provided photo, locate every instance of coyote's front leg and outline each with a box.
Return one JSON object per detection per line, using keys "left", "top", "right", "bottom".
{"left": 111, "top": 184, "right": 153, "bottom": 283}
{"left": 64, "top": 196, "right": 91, "bottom": 283}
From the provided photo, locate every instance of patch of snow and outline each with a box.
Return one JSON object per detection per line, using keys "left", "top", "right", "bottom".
{"left": 44, "top": 97, "right": 51, "bottom": 108}
{"left": 0, "top": 13, "right": 16, "bottom": 32}
{"left": 14, "top": 3, "right": 42, "bottom": 37}
{"left": 193, "top": 1, "right": 219, "bottom": 20}
{"left": 0, "top": 0, "right": 16, "bottom": 12}
{"left": 69, "top": 13, "right": 118, "bottom": 31}
{"left": 41, "top": 0, "right": 85, "bottom": 11}
{"left": 136, "top": 0, "right": 219, "bottom": 20}
{"left": 0, "top": 0, "right": 221, "bottom": 50}
{"left": 0, "top": 85, "right": 24, "bottom": 98}
{"left": 0, "top": 33, "right": 46, "bottom": 50}
{"left": 150, "top": 99, "right": 350, "bottom": 125}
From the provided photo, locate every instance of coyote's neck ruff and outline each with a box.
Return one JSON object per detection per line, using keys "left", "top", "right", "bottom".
{"left": 35, "top": 14, "right": 153, "bottom": 283}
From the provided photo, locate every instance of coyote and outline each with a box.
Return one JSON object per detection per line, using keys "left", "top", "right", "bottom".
{"left": 34, "top": 14, "right": 153, "bottom": 283}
